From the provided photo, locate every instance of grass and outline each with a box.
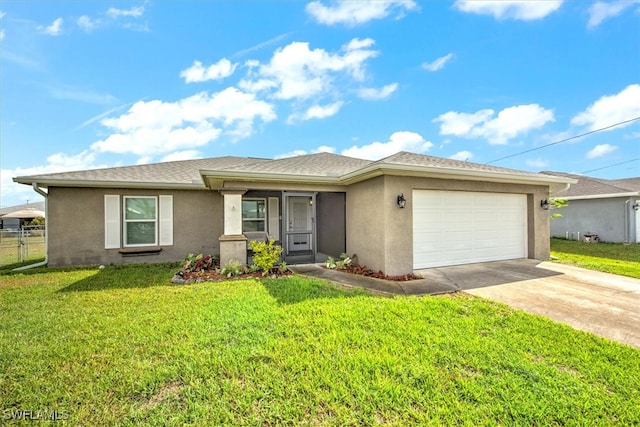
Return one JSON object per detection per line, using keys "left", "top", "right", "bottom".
{"left": 1, "top": 264, "right": 639, "bottom": 425}
{"left": 0, "top": 235, "right": 46, "bottom": 267}
{"left": 550, "top": 237, "right": 640, "bottom": 278}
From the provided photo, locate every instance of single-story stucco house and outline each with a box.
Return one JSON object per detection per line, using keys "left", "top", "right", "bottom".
{"left": 544, "top": 171, "right": 640, "bottom": 244}
{"left": 13, "top": 151, "right": 575, "bottom": 275}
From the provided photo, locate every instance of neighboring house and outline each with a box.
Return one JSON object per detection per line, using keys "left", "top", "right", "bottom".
{"left": 13, "top": 152, "right": 573, "bottom": 275}
{"left": 0, "top": 201, "right": 46, "bottom": 230}
{"left": 544, "top": 172, "right": 640, "bottom": 244}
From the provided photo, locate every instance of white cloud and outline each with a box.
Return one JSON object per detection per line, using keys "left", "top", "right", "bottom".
{"left": 180, "top": 59, "right": 238, "bottom": 83}
{"left": 422, "top": 53, "right": 454, "bottom": 72}
{"left": 449, "top": 150, "right": 473, "bottom": 161}
{"left": 341, "top": 131, "right": 433, "bottom": 160}
{"left": 587, "top": 1, "right": 640, "bottom": 28}
{"left": 238, "top": 37, "right": 388, "bottom": 122}
{"left": 77, "top": 15, "right": 101, "bottom": 32}
{"left": 38, "top": 17, "right": 63, "bottom": 36}
{"left": 106, "top": 6, "right": 144, "bottom": 18}
{"left": 242, "top": 38, "right": 379, "bottom": 101}
{"left": 434, "top": 104, "right": 554, "bottom": 145}
{"left": 76, "top": 6, "right": 147, "bottom": 32}
{"left": 357, "top": 83, "right": 398, "bottom": 100}
{"left": 92, "top": 88, "right": 276, "bottom": 156}
{"left": 586, "top": 144, "right": 618, "bottom": 159}
{"left": 2, "top": 151, "right": 105, "bottom": 206}
{"left": 288, "top": 101, "right": 344, "bottom": 123}
{"left": 571, "top": 84, "right": 640, "bottom": 131}
{"left": 433, "top": 109, "right": 494, "bottom": 137}
{"left": 525, "top": 157, "right": 550, "bottom": 168}
{"left": 454, "top": 0, "right": 563, "bottom": 20}
{"left": 275, "top": 145, "right": 336, "bottom": 159}
{"left": 161, "top": 150, "right": 203, "bottom": 162}
{"left": 0, "top": 11, "right": 5, "bottom": 41}
{"left": 306, "top": 0, "right": 417, "bottom": 26}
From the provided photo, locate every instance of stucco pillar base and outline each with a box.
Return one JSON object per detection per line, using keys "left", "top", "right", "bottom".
{"left": 219, "top": 234, "right": 247, "bottom": 267}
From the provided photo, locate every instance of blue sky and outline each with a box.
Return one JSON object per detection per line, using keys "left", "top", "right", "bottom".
{"left": 1, "top": 0, "right": 639, "bottom": 207}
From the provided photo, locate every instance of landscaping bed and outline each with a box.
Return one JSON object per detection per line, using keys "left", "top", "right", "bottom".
{"left": 171, "top": 251, "right": 292, "bottom": 284}
{"left": 323, "top": 253, "right": 422, "bottom": 281}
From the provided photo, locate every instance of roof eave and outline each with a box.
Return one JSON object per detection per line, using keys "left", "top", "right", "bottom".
{"left": 339, "top": 164, "right": 578, "bottom": 186}
{"left": 554, "top": 192, "right": 640, "bottom": 201}
{"left": 13, "top": 177, "right": 206, "bottom": 190}
{"left": 199, "top": 170, "right": 340, "bottom": 190}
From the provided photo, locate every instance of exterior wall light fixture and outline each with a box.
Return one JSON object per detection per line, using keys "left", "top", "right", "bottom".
{"left": 633, "top": 201, "right": 640, "bottom": 211}
{"left": 540, "top": 199, "right": 550, "bottom": 210}
{"left": 397, "top": 193, "right": 406, "bottom": 209}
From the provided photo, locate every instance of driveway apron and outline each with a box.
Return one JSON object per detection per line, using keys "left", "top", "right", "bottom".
{"left": 461, "top": 261, "right": 640, "bottom": 348}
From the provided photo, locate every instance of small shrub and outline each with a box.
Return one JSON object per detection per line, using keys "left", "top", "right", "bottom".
{"left": 277, "top": 261, "right": 288, "bottom": 274}
{"left": 249, "top": 239, "right": 283, "bottom": 276}
{"left": 220, "top": 259, "right": 243, "bottom": 278}
{"left": 183, "top": 253, "right": 218, "bottom": 272}
{"left": 336, "top": 253, "right": 355, "bottom": 269}
{"left": 325, "top": 256, "right": 337, "bottom": 269}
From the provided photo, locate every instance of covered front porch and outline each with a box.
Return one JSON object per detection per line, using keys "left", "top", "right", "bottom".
{"left": 217, "top": 189, "right": 346, "bottom": 267}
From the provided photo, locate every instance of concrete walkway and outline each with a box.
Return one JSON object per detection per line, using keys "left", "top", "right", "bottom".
{"left": 290, "top": 260, "right": 640, "bottom": 348}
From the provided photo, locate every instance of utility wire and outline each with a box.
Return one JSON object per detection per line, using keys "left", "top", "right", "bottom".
{"left": 580, "top": 157, "right": 640, "bottom": 174}
{"left": 486, "top": 116, "right": 640, "bottom": 165}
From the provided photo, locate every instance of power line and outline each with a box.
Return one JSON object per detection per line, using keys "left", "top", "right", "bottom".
{"left": 485, "top": 116, "right": 640, "bottom": 165}
{"left": 580, "top": 157, "right": 640, "bottom": 174}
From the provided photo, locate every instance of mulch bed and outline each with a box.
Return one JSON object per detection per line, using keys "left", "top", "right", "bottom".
{"left": 172, "top": 269, "right": 293, "bottom": 284}
{"left": 326, "top": 264, "right": 422, "bottom": 281}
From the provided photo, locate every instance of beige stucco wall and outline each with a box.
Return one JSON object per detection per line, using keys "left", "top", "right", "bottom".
{"left": 345, "top": 176, "right": 387, "bottom": 271}
{"left": 47, "top": 187, "right": 223, "bottom": 266}
{"left": 347, "top": 176, "right": 550, "bottom": 276}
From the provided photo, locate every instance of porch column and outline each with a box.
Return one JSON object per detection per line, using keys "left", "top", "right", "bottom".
{"left": 219, "top": 189, "right": 247, "bottom": 267}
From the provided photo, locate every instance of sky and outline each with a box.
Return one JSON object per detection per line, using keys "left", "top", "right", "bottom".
{"left": 1, "top": 0, "right": 639, "bottom": 207}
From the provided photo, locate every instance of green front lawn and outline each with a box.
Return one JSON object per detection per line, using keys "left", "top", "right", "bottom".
{"left": 551, "top": 237, "right": 640, "bottom": 278}
{"left": 1, "top": 264, "right": 638, "bottom": 425}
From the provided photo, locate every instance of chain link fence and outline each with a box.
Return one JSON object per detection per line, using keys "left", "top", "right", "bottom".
{"left": 0, "top": 226, "right": 46, "bottom": 267}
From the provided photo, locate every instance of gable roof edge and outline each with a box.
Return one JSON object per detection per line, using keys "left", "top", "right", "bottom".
{"left": 340, "top": 163, "right": 577, "bottom": 186}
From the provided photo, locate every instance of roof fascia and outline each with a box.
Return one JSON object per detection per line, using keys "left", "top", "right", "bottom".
{"left": 554, "top": 192, "right": 640, "bottom": 201}
{"left": 338, "top": 164, "right": 578, "bottom": 186}
{"left": 199, "top": 170, "right": 340, "bottom": 190}
{"left": 13, "top": 177, "right": 206, "bottom": 190}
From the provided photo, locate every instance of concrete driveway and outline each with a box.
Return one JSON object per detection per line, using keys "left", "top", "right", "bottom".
{"left": 417, "top": 260, "right": 640, "bottom": 348}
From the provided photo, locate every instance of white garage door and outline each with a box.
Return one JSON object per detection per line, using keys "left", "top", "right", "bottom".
{"left": 413, "top": 190, "right": 527, "bottom": 269}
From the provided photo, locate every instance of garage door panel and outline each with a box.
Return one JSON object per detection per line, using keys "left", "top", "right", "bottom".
{"left": 413, "top": 190, "right": 527, "bottom": 269}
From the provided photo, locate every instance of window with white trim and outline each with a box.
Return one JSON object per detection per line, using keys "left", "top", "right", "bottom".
{"left": 105, "top": 195, "right": 173, "bottom": 249}
{"left": 242, "top": 199, "right": 266, "bottom": 232}
{"left": 124, "top": 196, "right": 158, "bottom": 247}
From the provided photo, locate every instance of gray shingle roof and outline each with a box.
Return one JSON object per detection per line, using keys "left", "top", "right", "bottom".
{"left": 542, "top": 171, "right": 640, "bottom": 197}
{"left": 377, "top": 151, "right": 547, "bottom": 178}
{"left": 216, "top": 152, "right": 372, "bottom": 176}
{"left": 611, "top": 177, "right": 640, "bottom": 191}
{"left": 14, "top": 156, "right": 269, "bottom": 187}
{"left": 14, "top": 151, "right": 574, "bottom": 189}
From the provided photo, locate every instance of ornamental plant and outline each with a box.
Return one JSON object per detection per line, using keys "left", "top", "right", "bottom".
{"left": 249, "top": 238, "right": 283, "bottom": 276}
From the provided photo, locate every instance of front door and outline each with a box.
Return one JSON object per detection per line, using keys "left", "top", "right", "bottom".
{"left": 283, "top": 193, "right": 315, "bottom": 263}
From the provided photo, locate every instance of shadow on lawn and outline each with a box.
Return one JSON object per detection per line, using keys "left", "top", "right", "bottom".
{"left": 57, "top": 264, "right": 177, "bottom": 292}
{"left": 261, "top": 276, "right": 367, "bottom": 305}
